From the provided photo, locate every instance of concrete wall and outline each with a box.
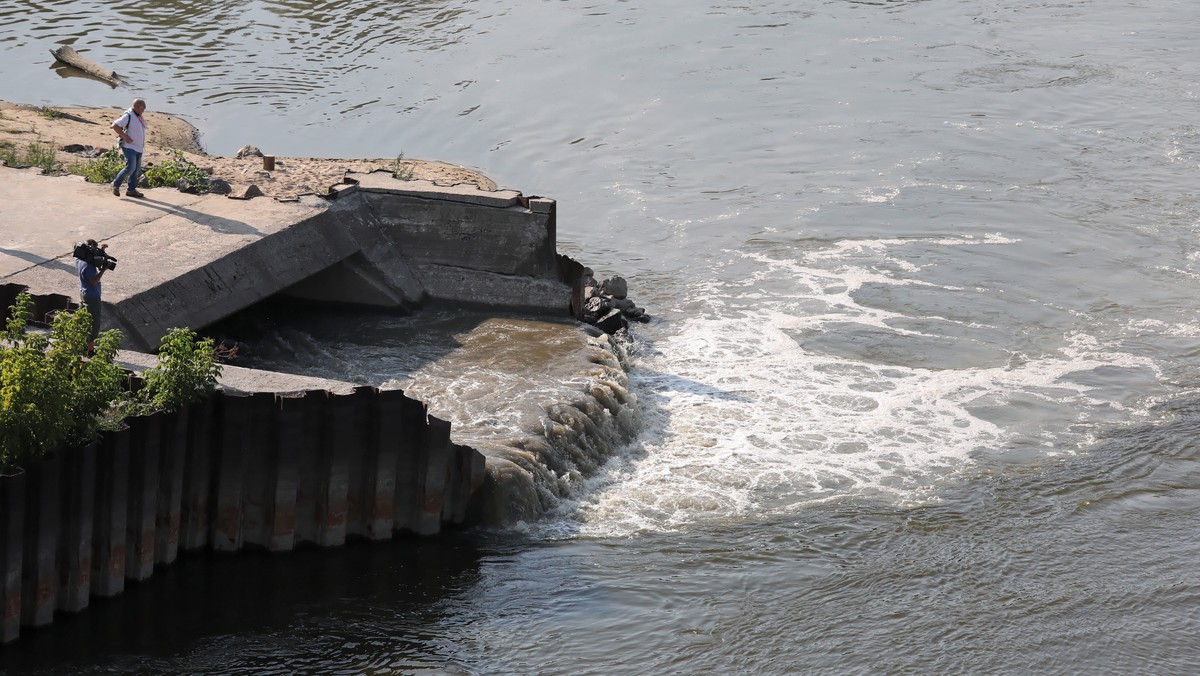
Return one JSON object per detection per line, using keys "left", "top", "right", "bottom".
{"left": 281, "top": 172, "right": 573, "bottom": 315}
{"left": 98, "top": 173, "right": 575, "bottom": 351}
{"left": 111, "top": 201, "right": 371, "bottom": 352}
{"left": 352, "top": 175, "right": 557, "bottom": 277}
{"left": 0, "top": 385, "right": 486, "bottom": 643}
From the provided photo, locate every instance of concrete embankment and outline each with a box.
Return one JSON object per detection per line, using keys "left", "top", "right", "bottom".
{"left": 0, "top": 166, "right": 578, "bottom": 352}
{"left": 0, "top": 160, "right": 633, "bottom": 642}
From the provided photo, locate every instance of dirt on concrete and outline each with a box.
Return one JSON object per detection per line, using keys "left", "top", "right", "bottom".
{"left": 0, "top": 100, "right": 498, "bottom": 200}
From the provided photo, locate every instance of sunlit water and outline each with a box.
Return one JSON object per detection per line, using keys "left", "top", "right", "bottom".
{"left": 4, "top": 0, "right": 1200, "bottom": 672}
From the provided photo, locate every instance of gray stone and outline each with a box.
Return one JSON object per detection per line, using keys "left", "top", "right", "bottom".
{"left": 601, "top": 276, "right": 628, "bottom": 299}
{"left": 208, "top": 178, "right": 232, "bottom": 195}
{"left": 595, "top": 308, "right": 628, "bottom": 335}
{"left": 584, "top": 296, "right": 607, "bottom": 317}
{"left": 235, "top": 145, "right": 263, "bottom": 159}
{"left": 228, "top": 184, "right": 264, "bottom": 200}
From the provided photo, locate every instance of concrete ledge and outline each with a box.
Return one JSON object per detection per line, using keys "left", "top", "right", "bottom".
{"left": 413, "top": 264, "right": 574, "bottom": 314}
{"left": 348, "top": 171, "right": 523, "bottom": 208}
{"left": 117, "top": 350, "right": 357, "bottom": 395}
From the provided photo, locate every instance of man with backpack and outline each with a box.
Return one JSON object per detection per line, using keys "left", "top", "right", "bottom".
{"left": 110, "top": 98, "right": 148, "bottom": 198}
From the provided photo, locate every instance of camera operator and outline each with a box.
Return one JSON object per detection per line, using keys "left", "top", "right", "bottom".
{"left": 75, "top": 239, "right": 108, "bottom": 354}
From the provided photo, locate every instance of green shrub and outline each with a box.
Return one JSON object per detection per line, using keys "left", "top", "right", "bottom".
{"left": 132, "top": 328, "right": 222, "bottom": 414}
{"left": 0, "top": 294, "right": 61, "bottom": 468}
{"left": 0, "top": 294, "right": 125, "bottom": 471}
{"left": 38, "top": 106, "right": 63, "bottom": 120}
{"left": 392, "top": 152, "right": 415, "bottom": 181}
{"left": 0, "top": 294, "right": 225, "bottom": 472}
{"left": 70, "top": 146, "right": 125, "bottom": 183}
{"left": 143, "top": 149, "right": 209, "bottom": 191}
{"left": 64, "top": 324, "right": 128, "bottom": 444}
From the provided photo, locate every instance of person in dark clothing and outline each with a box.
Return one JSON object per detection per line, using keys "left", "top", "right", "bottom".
{"left": 76, "top": 239, "right": 108, "bottom": 352}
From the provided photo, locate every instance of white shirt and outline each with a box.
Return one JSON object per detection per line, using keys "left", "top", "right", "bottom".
{"left": 114, "top": 109, "right": 147, "bottom": 153}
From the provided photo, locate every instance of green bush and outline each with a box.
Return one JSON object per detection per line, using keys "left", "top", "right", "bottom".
{"left": 65, "top": 323, "right": 128, "bottom": 444}
{"left": 132, "top": 328, "right": 222, "bottom": 414}
{"left": 143, "top": 149, "right": 209, "bottom": 191}
{"left": 0, "top": 294, "right": 125, "bottom": 471}
{"left": 0, "top": 294, "right": 226, "bottom": 472}
{"left": 70, "top": 146, "right": 125, "bottom": 183}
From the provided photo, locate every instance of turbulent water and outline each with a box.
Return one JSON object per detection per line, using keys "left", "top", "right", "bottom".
{"left": 4, "top": 0, "right": 1200, "bottom": 673}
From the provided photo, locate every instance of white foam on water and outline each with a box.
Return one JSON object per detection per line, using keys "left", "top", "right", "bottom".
{"left": 569, "top": 236, "right": 1159, "bottom": 537}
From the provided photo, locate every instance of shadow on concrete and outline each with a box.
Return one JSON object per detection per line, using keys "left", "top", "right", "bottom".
{"left": 129, "top": 196, "right": 262, "bottom": 236}
{"left": 0, "top": 247, "right": 76, "bottom": 274}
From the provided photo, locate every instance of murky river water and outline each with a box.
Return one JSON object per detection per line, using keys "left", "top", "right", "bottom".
{"left": 4, "top": 0, "right": 1200, "bottom": 672}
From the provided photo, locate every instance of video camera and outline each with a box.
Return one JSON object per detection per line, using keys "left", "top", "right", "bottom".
{"left": 73, "top": 241, "right": 117, "bottom": 271}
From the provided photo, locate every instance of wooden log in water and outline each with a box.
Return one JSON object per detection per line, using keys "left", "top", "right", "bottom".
{"left": 49, "top": 45, "right": 121, "bottom": 86}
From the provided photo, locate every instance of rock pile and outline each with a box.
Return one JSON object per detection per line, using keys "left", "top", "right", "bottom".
{"left": 580, "top": 271, "right": 650, "bottom": 335}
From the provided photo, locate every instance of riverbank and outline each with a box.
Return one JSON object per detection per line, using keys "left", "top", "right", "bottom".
{"left": 0, "top": 101, "right": 497, "bottom": 200}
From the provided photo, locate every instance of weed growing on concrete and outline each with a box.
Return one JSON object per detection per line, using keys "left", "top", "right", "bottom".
{"left": 22, "top": 140, "right": 62, "bottom": 174}
{"left": 392, "top": 152, "right": 415, "bottom": 181}
{"left": 70, "top": 146, "right": 125, "bottom": 183}
{"left": 142, "top": 149, "right": 210, "bottom": 192}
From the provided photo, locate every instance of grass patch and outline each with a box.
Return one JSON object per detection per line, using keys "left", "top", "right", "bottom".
{"left": 0, "top": 141, "right": 17, "bottom": 167}
{"left": 69, "top": 146, "right": 124, "bottom": 183}
{"left": 38, "top": 106, "right": 63, "bottom": 120}
{"left": 22, "top": 140, "right": 62, "bottom": 174}
{"left": 72, "top": 148, "right": 210, "bottom": 191}
{"left": 1, "top": 139, "right": 63, "bottom": 173}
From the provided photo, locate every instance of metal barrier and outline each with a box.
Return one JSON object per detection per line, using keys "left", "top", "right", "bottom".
{"left": 0, "top": 386, "right": 485, "bottom": 644}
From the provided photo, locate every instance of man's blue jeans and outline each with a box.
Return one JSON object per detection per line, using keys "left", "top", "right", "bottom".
{"left": 113, "top": 146, "right": 142, "bottom": 192}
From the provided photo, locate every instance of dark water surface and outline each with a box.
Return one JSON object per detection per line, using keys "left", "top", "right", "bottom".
{"left": 4, "top": 0, "right": 1200, "bottom": 672}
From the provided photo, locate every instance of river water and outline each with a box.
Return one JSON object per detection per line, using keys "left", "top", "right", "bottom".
{"left": 4, "top": 0, "right": 1200, "bottom": 672}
